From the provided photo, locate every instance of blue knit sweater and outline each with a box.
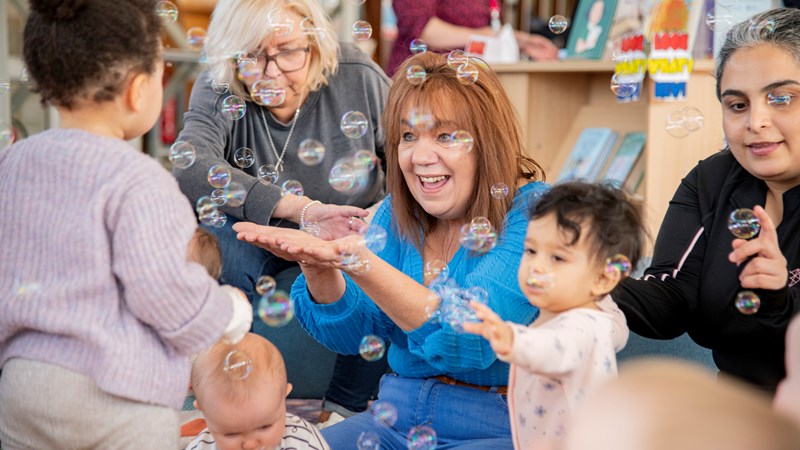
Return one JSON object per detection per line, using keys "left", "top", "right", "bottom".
{"left": 293, "top": 183, "right": 545, "bottom": 386}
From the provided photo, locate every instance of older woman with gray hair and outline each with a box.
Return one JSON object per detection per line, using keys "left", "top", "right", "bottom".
{"left": 613, "top": 7, "right": 800, "bottom": 393}
{"left": 173, "top": 0, "right": 390, "bottom": 425}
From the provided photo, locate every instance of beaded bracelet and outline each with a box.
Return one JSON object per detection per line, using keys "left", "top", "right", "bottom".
{"left": 300, "top": 200, "right": 321, "bottom": 225}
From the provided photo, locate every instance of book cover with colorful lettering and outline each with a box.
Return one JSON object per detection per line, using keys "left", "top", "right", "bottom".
{"left": 566, "top": 0, "right": 620, "bottom": 59}
{"left": 557, "top": 127, "right": 619, "bottom": 182}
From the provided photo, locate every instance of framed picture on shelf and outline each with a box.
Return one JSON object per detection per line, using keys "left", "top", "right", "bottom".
{"left": 566, "top": 0, "right": 619, "bottom": 59}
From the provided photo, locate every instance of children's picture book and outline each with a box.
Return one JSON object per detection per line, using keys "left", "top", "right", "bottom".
{"left": 566, "top": 0, "right": 619, "bottom": 59}
{"left": 602, "top": 0, "right": 644, "bottom": 60}
{"left": 602, "top": 131, "right": 646, "bottom": 186}
{"left": 624, "top": 155, "right": 646, "bottom": 193}
{"left": 557, "top": 127, "right": 619, "bottom": 183}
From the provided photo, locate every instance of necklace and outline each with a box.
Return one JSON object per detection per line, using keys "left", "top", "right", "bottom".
{"left": 259, "top": 102, "right": 301, "bottom": 174}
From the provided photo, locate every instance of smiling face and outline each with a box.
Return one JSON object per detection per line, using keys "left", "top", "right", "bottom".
{"left": 200, "top": 382, "right": 289, "bottom": 450}
{"left": 398, "top": 111, "right": 479, "bottom": 222}
{"left": 517, "top": 213, "right": 613, "bottom": 314}
{"left": 720, "top": 43, "right": 800, "bottom": 192}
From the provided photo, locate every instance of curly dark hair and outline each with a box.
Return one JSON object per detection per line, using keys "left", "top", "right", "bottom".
{"left": 23, "top": 0, "right": 162, "bottom": 109}
{"left": 529, "top": 181, "right": 647, "bottom": 269}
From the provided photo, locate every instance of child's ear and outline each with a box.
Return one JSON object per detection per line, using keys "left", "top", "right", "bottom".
{"left": 124, "top": 72, "right": 149, "bottom": 113}
{"left": 285, "top": 383, "right": 293, "bottom": 398}
{"left": 193, "top": 399, "right": 201, "bottom": 411}
{"left": 591, "top": 262, "right": 621, "bottom": 297}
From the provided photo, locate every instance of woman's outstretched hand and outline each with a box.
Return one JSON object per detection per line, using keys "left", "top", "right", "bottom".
{"left": 303, "top": 203, "right": 368, "bottom": 240}
{"left": 233, "top": 222, "right": 364, "bottom": 269}
{"left": 728, "top": 205, "right": 788, "bottom": 291}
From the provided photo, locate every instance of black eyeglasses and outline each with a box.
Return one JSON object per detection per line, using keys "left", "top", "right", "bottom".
{"left": 255, "top": 46, "right": 310, "bottom": 74}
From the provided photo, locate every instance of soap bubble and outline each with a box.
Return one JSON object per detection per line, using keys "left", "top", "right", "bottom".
{"left": 258, "top": 290, "right": 294, "bottom": 327}
{"left": 705, "top": 7, "right": 734, "bottom": 31}
{"left": 281, "top": 179, "right": 304, "bottom": 196}
{"left": 196, "top": 196, "right": 217, "bottom": 217}
{"left": 221, "top": 95, "right": 246, "bottom": 120}
{"left": 359, "top": 334, "right": 386, "bottom": 361}
{"left": 257, "top": 164, "right": 279, "bottom": 185}
{"left": 408, "top": 107, "right": 435, "bottom": 131}
{"left": 233, "top": 147, "right": 255, "bottom": 168}
{"left": 328, "top": 161, "right": 357, "bottom": 192}
{"left": 610, "top": 73, "right": 638, "bottom": 98}
{"left": 250, "top": 79, "right": 285, "bottom": 107}
{"left": 353, "top": 150, "right": 378, "bottom": 171}
{"left": 490, "top": 182, "right": 509, "bottom": 199}
{"left": 169, "top": 141, "right": 196, "bottom": 169}
{"left": 728, "top": 208, "right": 760, "bottom": 240}
{"left": 340, "top": 111, "right": 369, "bottom": 139}
{"left": 352, "top": 20, "right": 373, "bottom": 40}
{"left": 370, "top": 401, "right": 398, "bottom": 427}
{"left": 409, "top": 39, "right": 428, "bottom": 54}
{"left": 186, "top": 27, "right": 207, "bottom": 49}
{"left": 268, "top": 8, "right": 295, "bottom": 37}
{"left": 407, "top": 425, "right": 438, "bottom": 450}
{"left": 666, "top": 109, "right": 690, "bottom": 138}
{"left": 300, "top": 17, "right": 326, "bottom": 39}
{"left": 767, "top": 92, "right": 792, "bottom": 107}
{"left": 210, "top": 188, "right": 227, "bottom": 206}
{"left": 222, "top": 350, "right": 252, "bottom": 380}
{"left": 448, "top": 130, "right": 474, "bottom": 153}
{"left": 1, "top": 124, "right": 14, "bottom": 149}
{"left": 298, "top": 139, "right": 326, "bottom": 166}
{"left": 456, "top": 63, "right": 479, "bottom": 84}
{"left": 362, "top": 224, "right": 388, "bottom": 253}
{"left": 211, "top": 80, "right": 229, "bottom": 95}
{"left": 255, "top": 275, "right": 277, "bottom": 296}
{"left": 682, "top": 107, "right": 705, "bottom": 132}
{"left": 735, "top": 291, "right": 761, "bottom": 315}
{"left": 155, "top": 0, "right": 178, "bottom": 23}
{"left": 208, "top": 164, "right": 232, "bottom": 189}
{"left": 752, "top": 18, "right": 777, "bottom": 38}
{"left": 447, "top": 50, "right": 469, "bottom": 69}
{"left": 424, "top": 260, "right": 449, "bottom": 282}
{"left": 406, "top": 65, "right": 427, "bottom": 85}
{"left": 223, "top": 182, "right": 247, "bottom": 207}
{"left": 606, "top": 254, "right": 632, "bottom": 277}
{"left": 357, "top": 432, "right": 381, "bottom": 450}
{"left": 548, "top": 15, "right": 569, "bottom": 34}
{"left": 300, "top": 220, "right": 321, "bottom": 237}
{"left": 524, "top": 270, "right": 556, "bottom": 291}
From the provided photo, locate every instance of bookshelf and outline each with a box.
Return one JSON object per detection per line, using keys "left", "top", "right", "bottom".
{"left": 493, "top": 59, "right": 725, "bottom": 247}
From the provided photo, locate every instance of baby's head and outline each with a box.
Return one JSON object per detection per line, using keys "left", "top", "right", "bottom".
{"left": 520, "top": 182, "right": 645, "bottom": 313}
{"left": 189, "top": 228, "right": 223, "bottom": 280}
{"left": 192, "top": 333, "right": 292, "bottom": 450}
{"left": 23, "top": 0, "right": 164, "bottom": 139}
{"left": 565, "top": 359, "right": 800, "bottom": 450}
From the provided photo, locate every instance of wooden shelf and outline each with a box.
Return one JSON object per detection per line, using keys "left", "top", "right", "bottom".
{"left": 493, "top": 59, "right": 724, "bottom": 250}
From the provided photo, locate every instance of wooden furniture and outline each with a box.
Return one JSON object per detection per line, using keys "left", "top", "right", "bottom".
{"left": 492, "top": 59, "right": 725, "bottom": 244}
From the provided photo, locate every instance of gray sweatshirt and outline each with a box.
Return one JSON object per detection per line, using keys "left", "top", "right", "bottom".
{"left": 174, "top": 42, "right": 390, "bottom": 225}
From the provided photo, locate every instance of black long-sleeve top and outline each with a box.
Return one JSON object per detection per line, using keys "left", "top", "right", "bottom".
{"left": 613, "top": 150, "right": 800, "bottom": 391}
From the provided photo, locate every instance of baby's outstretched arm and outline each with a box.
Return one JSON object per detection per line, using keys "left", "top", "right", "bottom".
{"left": 463, "top": 300, "right": 514, "bottom": 357}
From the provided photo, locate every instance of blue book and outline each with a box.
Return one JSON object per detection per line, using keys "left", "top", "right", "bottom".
{"left": 565, "top": 0, "right": 619, "bottom": 59}
{"left": 602, "top": 131, "right": 646, "bottom": 187}
{"left": 557, "top": 127, "right": 619, "bottom": 183}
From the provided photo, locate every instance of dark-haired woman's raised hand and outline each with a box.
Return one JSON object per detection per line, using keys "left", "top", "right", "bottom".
{"left": 728, "top": 205, "right": 788, "bottom": 291}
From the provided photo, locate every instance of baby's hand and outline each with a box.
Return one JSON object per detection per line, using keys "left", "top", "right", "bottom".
{"left": 462, "top": 300, "right": 514, "bottom": 356}
{"left": 220, "top": 286, "right": 253, "bottom": 344}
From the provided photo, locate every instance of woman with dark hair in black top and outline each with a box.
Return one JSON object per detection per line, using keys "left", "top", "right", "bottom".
{"left": 613, "top": 7, "right": 800, "bottom": 392}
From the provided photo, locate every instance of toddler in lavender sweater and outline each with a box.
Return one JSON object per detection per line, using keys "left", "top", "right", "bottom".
{"left": 0, "top": 0, "right": 252, "bottom": 448}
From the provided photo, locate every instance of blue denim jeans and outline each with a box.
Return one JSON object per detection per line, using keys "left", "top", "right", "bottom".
{"left": 206, "top": 217, "right": 386, "bottom": 409}
{"left": 322, "top": 373, "right": 513, "bottom": 449}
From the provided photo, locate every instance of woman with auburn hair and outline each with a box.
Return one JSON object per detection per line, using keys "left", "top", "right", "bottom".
{"left": 173, "top": 0, "right": 390, "bottom": 425}
{"left": 234, "top": 51, "right": 547, "bottom": 448}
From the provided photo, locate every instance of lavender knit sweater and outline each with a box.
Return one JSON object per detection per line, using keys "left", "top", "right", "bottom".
{"left": 0, "top": 129, "right": 232, "bottom": 409}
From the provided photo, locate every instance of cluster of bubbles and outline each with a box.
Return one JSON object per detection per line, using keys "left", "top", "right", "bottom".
{"left": 548, "top": 15, "right": 569, "bottom": 34}
{"left": 358, "top": 334, "right": 386, "bottom": 361}
{"left": 222, "top": 349, "right": 253, "bottom": 380}
{"left": 407, "top": 425, "right": 438, "bottom": 450}
{"left": 196, "top": 195, "right": 227, "bottom": 228}
{"left": 422, "top": 264, "right": 490, "bottom": 332}
{"left": 336, "top": 224, "right": 388, "bottom": 276}
{"left": 665, "top": 106, "right": 705, "bottom": 138}
{"left": 727, "top": 208, "right": 762, "bottom": 315}
{"left": 460, "top": 217, "right": 498, "bottom": 254}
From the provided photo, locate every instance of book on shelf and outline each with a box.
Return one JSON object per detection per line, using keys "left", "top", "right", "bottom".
{"left": 601, "top": 131, "right": 646, "bottom": 187}
{"left": 624, "top": 155, "right": 646, "bottom": 194}
{"left": 565, "top": 0, "right": 620, "bottom": 59}
{"left": 602, "top": 0, "right": 644, "bottom": 60}
{"left": 557, "top": 127, "right": 619, "bottom": 183}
